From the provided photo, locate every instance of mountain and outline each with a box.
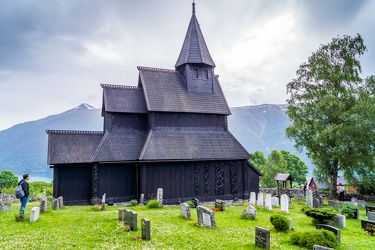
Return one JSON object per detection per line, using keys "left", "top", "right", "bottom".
{"left": 0, "top": 103, "right": 313, "bottom": 178}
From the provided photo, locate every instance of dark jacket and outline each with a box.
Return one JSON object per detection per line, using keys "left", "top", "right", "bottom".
{"left": 18, "top": 179, "right": 29, "bottom": 197}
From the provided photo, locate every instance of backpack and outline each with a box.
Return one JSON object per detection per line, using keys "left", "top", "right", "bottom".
{"left": 15, "top": 181, "right": 25, "bottom": 198}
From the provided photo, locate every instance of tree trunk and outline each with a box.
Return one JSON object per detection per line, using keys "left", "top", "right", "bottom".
{"left": 329, "top": 159, "right": 339, "bottom": 199}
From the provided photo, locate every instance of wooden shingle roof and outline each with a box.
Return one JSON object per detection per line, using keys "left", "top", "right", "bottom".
{"left": 91, "top": 131, "right": 148, "bottom": 162}
{"left": 138, "top": 66, "right": 230, "bottom": 115}
{"left": 175, "top": 3, "right": 215, "bottom": 68}
{"left": 101, "top": 84, "right": 147, "bottom": 114}
{"left": 139, "top": 128, "right": 249, "bottom": 160}
{"left": 47, "top": 130, "right": 103, "bottom": 164}
{"left": 274, "top": 173, "right": 294, "bottom": 181}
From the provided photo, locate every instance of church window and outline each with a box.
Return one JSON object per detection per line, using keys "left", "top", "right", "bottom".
{"left": 192, "top": 69, "right": 199, "bottom": 79}
{"left": 203, "top": 70, "right": 208, "bottom": 80}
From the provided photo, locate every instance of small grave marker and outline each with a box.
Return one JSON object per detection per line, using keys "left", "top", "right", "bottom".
{"left": 157, "top": 188, "right": 163, "bottom": 207}
{"left": 316, "top": 224, "right": 340, "bottom": 243}
{"left": 280, "top": 194, "right": 289, "bottom": 213}
{"left": 192, "top": 198, "right": 199, "bottom": 208}
{"left": 288, "top": 218, "right": 293, "bottom": 230}
{"left": 58, "top": 196, "right": 64, "bottom": 208}
{"left": 53, "top": 199, "right": 59, "bottom": 210}
{"left": 118, "top": 208, "right": 125, "bottom": 222}
{"left": 255, "top": 226, "right": 270, "bottom": 249}
{"left": 249, "top": 192, "right": 256, "bottom": 205}
{"left": 139, "top": 194, "right": 144, "bottom": 205}
{"left": 366, "top": 205, "right": 375, "bottom": 215}
{"left": 243, "top": 205, "right": 256, "bottom": 219}
{"left": 30, "top": 207, "right": 40, "bottom": 223}
{"left": 327, "top": 200, "right": 338, "bottom": 209}
{"left": 257, "top": 193, "right": 264, "bottom": 207}
{"left": 197, "top": 206, "right": 216, "bottom": 228}
{"left": 368, "top": 212, "right": 375, "bottom": 221}
{"left": 271, "top": 197, "right": 279, "bottom": 207}
{"left": 101, "top": 193, "right": 106, "bottom": 211}
{"left": 180, "top": 202, "right": 191, "bottom": 219}
{"left": 313, "top": 245, "right": 334, "bottom": 250}
{"left": 125, "top": 209, "right": 131, "bottom": 225}
{"left": 361, "top": 219, "right": 375, "bottom": 235}
{"left": 214, "top": 199, "right": 225, "bottom": 211}
{"left": 333, "top": 214, "right": 346, "bottom": 228}
{"left": 306, "top": 189, "right": 313, "bottom": 207}
{"left": 130, "top": 211, "right": 137, "bottom": 231}
{"left": 265, "top": 194, "right": 272, "bottom": 210}
{"left": 141, "top": 218, "right": 151, "bottom": 241}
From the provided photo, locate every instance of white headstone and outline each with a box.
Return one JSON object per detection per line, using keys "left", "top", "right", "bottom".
{"left": 281, "top": 194, "right": 289, "bottom": 213}
{"left": 271, "top": 197, "right": 279, "bottom": 207}
{"left": 30, "top": 207, "right": 40, "bottom": 223}
{"left": 139, "top": 194, "right": 144, "bottom": 205}
{"left": 197, "top": 206, "right": 216, "bottom": 228}
{"left": 265, "top": 194, "right": 272, "bottom": 210}
{"left": 250, "top": 192, "right": 256, "bottom": 205}
{"left": 244, "top": 205, "right": 256, "bottom": 219}
{"left": 257, "top": 193, "right": 264, "bottom": 207}
{"left": 180, "top": 202, "right": 191, "bottom": 219}
{"left": 334, "top": 214, "right": 346, "bottom": 228}
{"left": 306, "top": 189, "right": 313, "bottom": 207}
{"left": 157, "top": 188, "right": 163, "bottom": 206}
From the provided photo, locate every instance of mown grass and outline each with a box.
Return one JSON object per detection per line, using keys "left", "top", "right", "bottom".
{"left": 1, "top": 199, "right": 374, "bottom": 249}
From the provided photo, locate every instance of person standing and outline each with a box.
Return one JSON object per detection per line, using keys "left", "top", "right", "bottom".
{"left": 338, "top": 183, "right": 344, "bottom": 201}
{"left": 19, "top": 173, "right": 30, "bottom": 216}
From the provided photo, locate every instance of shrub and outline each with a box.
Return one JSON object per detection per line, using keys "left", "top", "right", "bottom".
{"left": 270, "top": 215, "right": 289, "bottom": 231}
{"left": 146, "top": 199, "right": 160, "bottom": 209}
{"left": 187, "top": 200, "right": 195, "bottom": 208}
{"left": 302, "top": 206, "right": 337, "bottom": 224}
{"left": 338, "top": 203, "right": 357, "bottom": 218}
{"left": 290, "top": 229, "right": 338, "bottom": 249}
{"left": 129, "top": 199, "right": 138, "bottom": 207}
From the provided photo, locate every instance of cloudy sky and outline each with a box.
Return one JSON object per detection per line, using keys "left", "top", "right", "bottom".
{"left": 1, "top": 0, "right": 374, "bottom": 131}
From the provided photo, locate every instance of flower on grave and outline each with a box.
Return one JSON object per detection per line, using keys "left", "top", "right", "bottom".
{"left": 125, "top": 227, "right": 131, "bottom": 232}
{"left": 354, "top": 203, "right": 358, "bottom": 206}
{"left": 211, "top": 207, "right": 221, "bottom": 212}
{"left": 133, "top": 236, "right": 141, "bottom": 241}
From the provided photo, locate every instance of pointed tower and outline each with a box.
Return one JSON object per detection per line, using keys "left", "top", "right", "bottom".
{"left": 175, "top": 2, "right": 216, "bottom": 94}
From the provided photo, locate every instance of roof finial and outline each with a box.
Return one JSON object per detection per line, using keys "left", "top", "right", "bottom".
{"left": 192, "top": 1, "right": 195, "bottom": 14}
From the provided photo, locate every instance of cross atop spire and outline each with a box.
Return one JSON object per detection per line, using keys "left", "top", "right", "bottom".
{"left": 192, "top": 1, "right": 195, "bottom": 14}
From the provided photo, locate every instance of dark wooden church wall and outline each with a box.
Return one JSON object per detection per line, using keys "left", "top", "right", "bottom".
{"left": 140, "top": 160, "right": 246, "bottom": 204}
{"left": 54, "top": 164, "right": 92, "bottom": 205}
{"left": 152, "top": 113, "right": 226, "bottom": 128}
{"left": 247, "top": 164, "right": 260, "bottom": 194}
{"left": 104, "top": 113, "right": 148, "bottom": 131}
{"left": 97, "top": 163, "right": 137, "bottom": 202}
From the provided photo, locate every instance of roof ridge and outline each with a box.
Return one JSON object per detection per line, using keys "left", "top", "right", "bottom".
{"left": 46, "top": 130, "right": 103, "bottom": 134}
{"left": 137, "top": 66, "right": 177, "bottom": 73}
{"left": 100, "top": 83, "right": 139, "bottom": 89}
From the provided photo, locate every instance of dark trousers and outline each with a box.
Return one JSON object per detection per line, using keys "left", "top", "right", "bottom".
{"left": 339, "top": 191, "right": 344, "bottom": 201}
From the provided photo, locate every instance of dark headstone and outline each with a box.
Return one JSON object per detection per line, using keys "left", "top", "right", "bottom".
{"left": 361, "top": 219, "right": 375, "bottom": 234}
{"left": 141, "top": 218, "right": 151, "bottom": 241}
{"left": 327, "top": 200, "right": 338, "bottom": 209}
{"left": 192, "top": 198, "right": 199, "bottom": 208}
{"left": 316, "top": 224, "right": 340, "bottom": 243}
{"left": 125, "top": 209, "right": 131, "bottom": 225}
{"left": 255, "top": 226, "right": 270, "bottom": 249}
{"left": 354, "top": 208, "right": 359, "bottom": 220}
{"left": 313, "top": 198, "right": 320, "bottom": 208}
{"left": 118, "top": 208, "right": 125, "bottom": 222}
{"left": 130, "top": 211, "right": 137, "bottom": 231}
{"left": 366, "top": 205, "right": 375, "bottom": 215}
{"left": 214, "top": 199, "right": 225, "bottom": 211}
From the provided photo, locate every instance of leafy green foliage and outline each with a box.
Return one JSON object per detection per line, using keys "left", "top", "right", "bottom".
{"left": 338, "top": 203, "right": 358, "bottom": 218}
{"left": 286, "top": 34, "right": 375, "bottom": 198}
{"left": 187, "top": 200, "right": 195, "bottom": 208}
{"left": 281, "top": 150, "right": 308, "bottom": 186}
{"left": 290, "top": 229, "right": 338, "bottom": 249}
{"left": 129, "top": 199, "right": 138, "bottom": 207}
{"left": 302, "top": 206, "right": 337, "bottom": 224}
{"left": 270, "top": 214, "right": 289, "bottom": 231}
{"left": 0, "top": 170, "right": 18, "bottom": 189}
{"left": 146, "top": 199, "right": 160, "bottom": 209}
{"left": 29, "top": 181, "right": 53, "bottom": 196}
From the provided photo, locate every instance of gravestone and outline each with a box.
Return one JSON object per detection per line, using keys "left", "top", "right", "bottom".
{"left": 333, "top": 214, "right": 346, "bottom": 228}
{"left": 295, "top": 193, "right": 304, "bottom": 200}
{"left": 271, "top": 197, "right": 279, "bottom": 207}
{"left": 101, "top": 193, "right": 106, "bottom": 211}
{"left": 58, "top": 196, "right": 64, "bottom": 208}
{"left": 40, "top": 197, "right": 47, "bottom": 212}
{"left": 141, "top": 218, "right": 151, "bottom": 241}
{"left": 139, "top": 194, "right": 144, "bottom": 205}
{"left": 250, "top": 192, "right": 256, "bottom": 205}
{"left": 313, "top": 245, "right": 334, "bottom": 250}
{"left": 130, "top": 211, "right": 138, "bottom": 231}
{"left": 30, "top": 207, "right": 40, "bottom": 223}
{"left": 351, "top": 197, "right": 357, "bottom": 203}
{"left": 361, "top": 219, "right": 375, "bottom": 235}
{"left": 354, "top": 208, "right": 359, "bottom": 219}
{"left": 328, "top": 200, "right": 338, "bottom": 209}
{"left": 368, "top": 212, "right": 375, "bottom": 221}
{"left": 192, "top": 198, "right": 199, "bottom": 208}
{"left": 316, "top": 224, "right": 340, "bottom": 243}
{"left": 255, "top": 226, "right": 270, "bottom": 249}
{"left": 53, "top": 198, "right": 59, "bottom": 210}
{"left": 243, "top": 205, "right": 256, "bottom": 219}
{"left": 215, "top": 199, "right": 225, "bottom": 211}
{"left": 125, "top": 209, "right": 131, "bottom": 225}
{"left": 265, "top": 194, "right": 272, "bottom": 210}
{"left": 180, "top": 202, "right": 191, "bottom": 219}
{"left": 257, "top": 193, "right": 264, "bottom": 207}
{"left": 280, "top": 194, "right": 289, "bottom": 213}
{"left": 197, "top": 206, "right": 216, "bottom": 228}
{"left": 356, "top": 200, "right": 366, "bottom": 208}
{"left": 157, "top": 188, "right": 163, "bottom": 207}
{"left": 288, "top": 218, "right": 293, "bottom": 230}
{"left": 3, "top": 203, "right": 10, "bottom": 212}
{"left": 306, "top": 189, "right": 313, "bottom": 207}
{"left": 118, "top": 208, "right": 125, "bottom": 222}
{"left": 366, "top": 205, "right": 375, "bottom": 215}
{"left": 313, "top": 198, "right": 320, "bottom": 208}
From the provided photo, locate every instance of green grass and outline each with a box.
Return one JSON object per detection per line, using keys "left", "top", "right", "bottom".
{"left": 1, "top": 199, "right": 374, "bottom": 249}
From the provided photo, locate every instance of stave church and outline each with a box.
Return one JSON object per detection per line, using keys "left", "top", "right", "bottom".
{"left": 47, "top": 2, "right": 261, "bottom": 205}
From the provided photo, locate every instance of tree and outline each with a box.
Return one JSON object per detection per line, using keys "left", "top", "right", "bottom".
{"left": 286, "top": 34, "right": 375, "bottom": 198}
{"left": 281, "top": 150, "right": 308, "bottom": 187}
{"left": 0, "top": 170, "right": 18, "bottom": 189}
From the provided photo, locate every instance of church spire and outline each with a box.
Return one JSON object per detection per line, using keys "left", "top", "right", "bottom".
{"left": 175, "top": 2, "right": 215, "bottom": 69}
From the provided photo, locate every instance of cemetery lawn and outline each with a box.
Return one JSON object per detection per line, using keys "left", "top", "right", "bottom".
{"left": 1, "top": 200, "right": 374, "bottom": 249}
